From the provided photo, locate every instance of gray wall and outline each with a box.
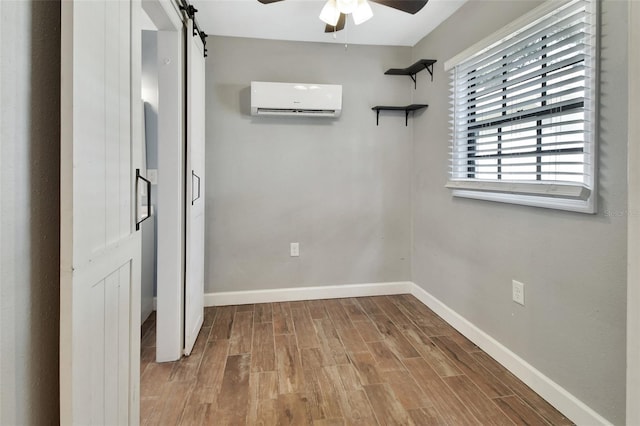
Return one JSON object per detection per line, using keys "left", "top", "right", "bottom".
{"left": 410, "top": 0, "right": 627, "bottom": 423}
{"left": 0, "top": 0, "right": 61, "bottom": 424}
{"left": 142, "top": 30, "right": 159, "bottom": 171}
{"left": 205, "top": 37, "right": 414, "bottom": 292}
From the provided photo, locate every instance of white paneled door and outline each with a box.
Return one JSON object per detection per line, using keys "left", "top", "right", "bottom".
{"left": 60, "top": 0, "right": 141, "bottom": 424}
{"left": 184, "top": 19, "right": 206, "bottom": 355}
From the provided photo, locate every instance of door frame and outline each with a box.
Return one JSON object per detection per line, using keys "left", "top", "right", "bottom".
{"left": 140, "top": 0, "right": 186, "bottom": 362}
{"left": 627, "top": 1, "right": 640, "bottom": 424}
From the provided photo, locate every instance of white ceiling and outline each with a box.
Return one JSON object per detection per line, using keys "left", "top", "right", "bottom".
{"left": 190, "top": 0, "right": 467, "bottom": 47}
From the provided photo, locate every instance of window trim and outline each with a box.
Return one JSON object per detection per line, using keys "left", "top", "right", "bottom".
{"left": 444, "top": 0, "right": 599, "bottom": 214}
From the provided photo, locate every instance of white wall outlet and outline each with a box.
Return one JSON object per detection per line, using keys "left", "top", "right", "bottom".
{"left": 290, "top": 242, "right": 300, "bottom": 257}
{"left": 512, "top": 280, "right": 525, "bottom": 306}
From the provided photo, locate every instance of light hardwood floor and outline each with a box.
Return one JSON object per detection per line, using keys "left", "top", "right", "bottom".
{"left": 140, "top": 295, "right": 572, "bottom": 425}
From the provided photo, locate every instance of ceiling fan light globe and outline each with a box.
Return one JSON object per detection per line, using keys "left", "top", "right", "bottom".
{"left": 336, "top": 0, "right": 358, "bottom": 14}
{"left": 319, "top": 0, "right": 340, "bottom": 26}
{"left": 352, "top": 0, "right": 373, "bottom": 25}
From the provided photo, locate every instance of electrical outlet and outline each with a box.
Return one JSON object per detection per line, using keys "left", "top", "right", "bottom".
{"left": 290, "top": 242, "right": 300, "bottom": 257}
{"left": 512, "top": 280, "right": 525, "bottom": 306}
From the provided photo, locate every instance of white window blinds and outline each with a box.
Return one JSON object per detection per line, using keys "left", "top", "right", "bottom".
{"left": 445, "top": 0, "right": 598, "bottom": 213}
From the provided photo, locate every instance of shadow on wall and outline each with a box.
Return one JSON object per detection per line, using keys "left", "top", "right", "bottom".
{"left": 26, "top": 0, "right": 61, "bottom": 423}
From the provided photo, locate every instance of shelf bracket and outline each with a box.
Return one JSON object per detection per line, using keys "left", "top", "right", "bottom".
{"left": 375, "top": 110, "right": 411, "bottom": 126}
{"left": 407, "top": 64, "right": 433, "bottom": 89}
{"left": 424, "top": 62, "right": 434, "bottom": 82}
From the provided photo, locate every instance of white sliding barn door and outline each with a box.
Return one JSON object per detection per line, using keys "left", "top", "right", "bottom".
{"left": 60, "top": 0, "right": 141, "bottom": 423}
{"left": 183, "top": 19, "right": 206, "bottom": 355}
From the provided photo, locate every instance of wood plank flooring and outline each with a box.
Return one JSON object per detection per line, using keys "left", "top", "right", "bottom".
{"left": 140, "top": 295, "right": 573, "bottom": 425}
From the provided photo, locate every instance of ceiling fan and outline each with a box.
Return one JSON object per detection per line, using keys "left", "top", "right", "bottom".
{"left": 257, "top": 0, "right": 429, "bottom": 33}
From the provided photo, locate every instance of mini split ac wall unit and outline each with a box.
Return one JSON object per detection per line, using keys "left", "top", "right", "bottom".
{"left": 250, "top": 81, "right": 342, "bottom": 118}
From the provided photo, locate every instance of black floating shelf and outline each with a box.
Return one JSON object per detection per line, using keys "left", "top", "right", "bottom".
{"left": 384, "top": 59, "right": 437, "bottom": 88}
{"left": 372, "top": 104, "right": 428, "bottom": 126}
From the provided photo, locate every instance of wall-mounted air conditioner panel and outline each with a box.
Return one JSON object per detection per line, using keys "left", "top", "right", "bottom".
{"left": 251, "top": 81, "right": 342, "bottom": 117}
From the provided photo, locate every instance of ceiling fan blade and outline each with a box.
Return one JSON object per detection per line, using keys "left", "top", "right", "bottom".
{"left": 370, "top": 0, "right": 428, "bottom": 14}
{"left": 257, "top": 0, "right": 285, "bottom": 4}
{"left": 324, "top": 13, "right": 346, "bottom": 33}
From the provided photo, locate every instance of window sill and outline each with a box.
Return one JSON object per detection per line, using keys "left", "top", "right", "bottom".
{"left": 446, "top": 180, "right": 595, "bottom": 213}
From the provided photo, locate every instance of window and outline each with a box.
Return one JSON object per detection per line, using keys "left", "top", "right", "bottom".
{"left": 445, "top": 0, "right": 598, "bottom": 213}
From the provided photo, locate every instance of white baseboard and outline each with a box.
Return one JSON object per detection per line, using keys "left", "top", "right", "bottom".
{"left": 204, "top": 281, "right": 413, "bottom": 307}
{"left": 408, "top": 283, "right": 611, "bottom": 426}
